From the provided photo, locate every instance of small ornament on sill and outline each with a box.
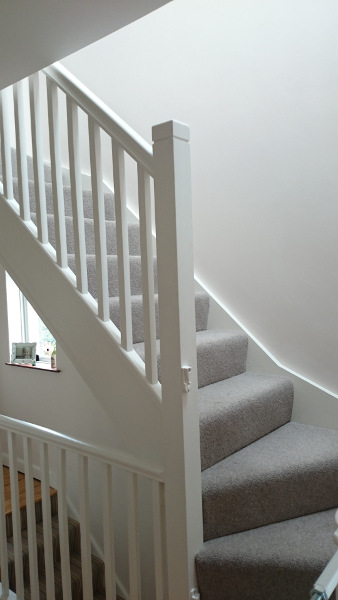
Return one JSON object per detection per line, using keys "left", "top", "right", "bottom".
{"left": 51, "top": 345, "right": 57, "bottom": 369}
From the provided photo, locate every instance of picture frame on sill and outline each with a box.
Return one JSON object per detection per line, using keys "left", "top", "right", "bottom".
{"left": 11, "top": 342, "right": 37, "bottom": 365}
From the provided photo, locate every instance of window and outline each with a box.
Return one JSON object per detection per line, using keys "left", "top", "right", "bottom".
{"left": 6, "top": 273, "right": 56, "bottom": 363}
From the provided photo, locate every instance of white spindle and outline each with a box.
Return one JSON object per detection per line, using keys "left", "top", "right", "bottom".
{"left": 138, "top": 165, "right": 158, "bottom": 383}
{"left": 0, "top": 86, "right": 14, "bottom": 200}
{"left": 88, "top": 117, "right": 109, "bottom": 321}
{"left": 7, "top": 432, "right": 25, "bottom": 599}
{"left": 112, "top": 141, "right": 133, "bottom": 350}
{"left": 101, "top": 463, "right": 116, "bottom": 600}
{"left": 127, "top": 472, "right": 141, "bottom": 600}
{"left": 153, "top": 121, "right": 203, "bottom": 600}
{"left": 46, "top": 78, "right": 68, "bottom": 267}
{"left": 23, "top": 437, "right": 40, "bottom": 600}
{"left": 152, "top": 481, "right": 166, "bottom": 600}
{"left": 29, "top": 73, "right": 48, "bottom": 244}
{"left": 0, "top": 437, "right": 10, "bottom": 599}
{"left": 39, "top": 442, "right": 55, "bottom": 600}
{"left": 57, "top": 449, "right": 72, "bottom": 600}
{"left": 78, "top": 454, "right": 93, "bottom": 600}
{"left": 67, "top": 97, "right": 88, "bottom": 294}
{"left": 13, "top": 81, "right": 30, "bottom": 221}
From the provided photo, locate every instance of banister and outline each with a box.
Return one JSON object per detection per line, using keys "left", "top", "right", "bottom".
{"left": 0, "top": 414, "right": 163, "bottom": 481}
{"left": 310, "top": 547, "right": 338, "bottom": 600}
{"left": 42, "top": 62, "right": 154, "bottom": 175}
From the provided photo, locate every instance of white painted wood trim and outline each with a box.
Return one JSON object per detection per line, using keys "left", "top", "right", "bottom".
{"left": 39, "top": 442, "right": 56, "bottom": 600}
{"left": 8, "top": 432, "right": 25, "bottom": 600}
{"left": 67, "top": 97, "right": 88, "bottom": 294}
{"left": 57, "top": 448, "right": 72, "bottom": 600}
{"left": 0, "top": 439, "right": 10, "bottom": 599}
{"left": 152, "top": 480, "right": 167, "bottom": 600}
{"left": 101, "top": 463, "right": 117, "bottom": 600}
{"left": 13, "top": 81, "right": 30, "bottom": 221}
{"left": 0, "top": 86, "right": 14, "bottom": 201}
{"left": 112, "top": 140, "right": 133, "bottom": 350}
{"left": 153, "top": 120, "right": 203, "bottom": 600}
{"left": 88, "top": 117, "right": 110, "bottom": 322}
{"left": 43, "top": 63, "right": 153, "bottom": 174}
{"left": 0, "top": 415, "right": 163, "bottom": 480}
{"left": 78, "top": 455, "right": 94, "bottom": 600}
{"left": 29, "top": 73, "right": 48, "bottom": 244}
{"left": 46, "top": 78, "right": 68, "bottom": 268}
{"left": 23, "top": 436, "right": 40, "bottom": 600}
{"left": 138, "top": 165, "right": 158, "bottom": 384}
{"left": 127, "top": 472, "right": 141, "bottom": 600}
{"left": 196, "top": 275, "right": 338, "bottom": 429}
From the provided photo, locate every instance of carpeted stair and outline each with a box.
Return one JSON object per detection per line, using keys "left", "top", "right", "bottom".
{"left": 2, "top": 151, "right": 338, "bottom": 599}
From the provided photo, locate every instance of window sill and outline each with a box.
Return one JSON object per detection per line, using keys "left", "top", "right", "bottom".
{"left": 5, "top": 362, "right": 61, "bottom": 373}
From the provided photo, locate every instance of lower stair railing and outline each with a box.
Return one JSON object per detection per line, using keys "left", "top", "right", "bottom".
{"left": 0, "top": 413, "right": 166, "bottom": 600}
{"left": 310, "top": 513, "right": 338, "bottom": 600}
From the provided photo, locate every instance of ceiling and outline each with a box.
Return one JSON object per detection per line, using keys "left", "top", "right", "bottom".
{"left": 0, "top": 0, "right": 171, "bottom": 90}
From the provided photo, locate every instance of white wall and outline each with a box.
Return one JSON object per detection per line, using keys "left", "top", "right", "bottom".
{"left": 0, "top": 267, "right": 120, "bottom": 448}
{"left": 62, "top": 0, "right": 338, "bottom": 397}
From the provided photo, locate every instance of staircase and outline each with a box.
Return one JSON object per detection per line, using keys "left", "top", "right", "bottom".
{"left": 1, "top": 66, "right": 338, "bottom": 599}
{"left": 4, "top": 467, "right": 123, "bottom": 600}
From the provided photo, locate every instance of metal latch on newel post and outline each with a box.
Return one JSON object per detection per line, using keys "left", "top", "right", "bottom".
{"left": 181, "top": 366, "right": 192, "bottom": 393}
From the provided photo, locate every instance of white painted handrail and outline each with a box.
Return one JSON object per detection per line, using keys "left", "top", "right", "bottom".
{"left": 43, "top": 62, "right": 153, "bottom": 174}
{"left": 0, "top": 414, "right": 163, "bottom": 480}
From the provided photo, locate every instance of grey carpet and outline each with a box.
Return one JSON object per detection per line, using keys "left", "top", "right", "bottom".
{"left": 134, "top": 329, "right": 247, "bottom": 389}
{"left": 196, "top": 508, "right": 337, "bottom": 600}
{"left": 31, "top": 213, "right": 141, "bottom": 256}
{"left": 109, "top": 290, "right": 210, "bottom": 343}
{"left": 202, "top": 422, "right": 338, "bottom": 540}
{"left": 199, "top": 372, "right": 294, "bottom": 470}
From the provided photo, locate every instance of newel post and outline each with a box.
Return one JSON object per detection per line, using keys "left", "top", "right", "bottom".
{"left": 153, "top": 121, "right": 203, "bottom": 600}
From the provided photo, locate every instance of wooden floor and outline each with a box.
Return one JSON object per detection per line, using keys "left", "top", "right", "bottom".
{"left": 3, "top": 466, "right": 57, "bottom": 515}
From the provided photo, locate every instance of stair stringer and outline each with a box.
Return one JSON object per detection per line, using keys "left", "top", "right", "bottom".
{"left": 0, "top": 195, "right": 163, "bottom": 462}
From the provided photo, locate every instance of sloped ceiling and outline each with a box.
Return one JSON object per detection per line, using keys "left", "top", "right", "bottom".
{"left": 0, "top": 0, "right": 170, "bottom": 90}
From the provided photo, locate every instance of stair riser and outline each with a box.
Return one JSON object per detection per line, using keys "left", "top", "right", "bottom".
{"left": 67, "top": 254, "right": 158, "bottom": 298}
{"left": 110, "top": 291, "right": 210, "bottom": 343}
{"left": 134, "top": 330, "right": 247, "bottom": 389}
{"left": 196, "top": 509, "right": 337, "bottom": 600}
{"left": 196, "top": 331, "right": 248, "bottom": 389}
{"left": 199, "top": 374, "right": 294, "bottom": 470}
{"left": 202, "top": 423, "right": 338, "bottom": 540}
{"left": 203, "top": 469, "right": 338, "bottom": 540}
{"left": 31, "top": 214, "right": 141, "bottom": 256}
{"left": 13, "top": 179, "right": 115, "bottom": 221}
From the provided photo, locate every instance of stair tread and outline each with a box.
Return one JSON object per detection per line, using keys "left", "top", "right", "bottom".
{"left": 134, "top": 329, "right": 248, "bottom": 389}
{"left": 202, "top": 421, "right": 338, "bottom": 539}
{"left": 196, "top": 508, "right": 337, "bottom": 600}
{"left": 199, "top": 372, "right": 294, "bottom": 470}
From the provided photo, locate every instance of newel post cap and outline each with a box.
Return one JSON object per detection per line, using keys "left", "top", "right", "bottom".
{"left": 152, "top": 120, "right": 190, "bottom": 143}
